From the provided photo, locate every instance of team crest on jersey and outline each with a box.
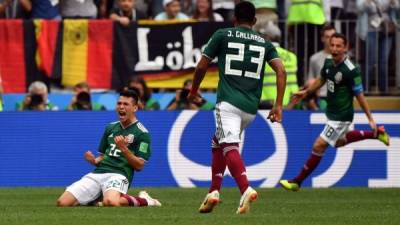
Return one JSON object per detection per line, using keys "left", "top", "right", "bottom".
{"left": 334, "top": 72, "right": 343, "bottom": 83}
{"left": 126, "top": 134, "right": 134, "bottom": 144}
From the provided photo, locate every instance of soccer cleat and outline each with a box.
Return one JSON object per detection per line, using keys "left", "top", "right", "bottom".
{"left": 377, "top": 126, "right": 390, "bottom": 146}
{"left": 138, "top": 190, "right": 162, "bottom": 206}
{"left": 279, "top": 180, "right": 300, "bottom": 192}
{"left": 236, "top": 187, "right": 258, "bottom": 214}
{"left": 199, "top": 190, "right": 220, "bottom": 213}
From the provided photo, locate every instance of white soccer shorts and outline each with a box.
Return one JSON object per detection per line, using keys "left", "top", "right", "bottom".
{"left": 66, "top": 172, "right": 129, "bottom": 205}
{"left": 214, "top": 101, "right": 256, "bottom": 144}
{"left": 320, "top": 120, "right": 352, "bottom": 147}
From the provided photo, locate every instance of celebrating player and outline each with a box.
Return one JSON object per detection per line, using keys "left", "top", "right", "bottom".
{"left": 280, "top": 33, "right": 390, "bottom": 191}
{"left": 57, "top": 90, "right": 161, "bottom": 207}
{"left": 188, "top": 1, "right": 286, "bottom": 214}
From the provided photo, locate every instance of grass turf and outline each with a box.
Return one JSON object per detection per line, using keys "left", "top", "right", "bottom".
{"left": 0, "top": 188, "right": 399, "bottom": 225}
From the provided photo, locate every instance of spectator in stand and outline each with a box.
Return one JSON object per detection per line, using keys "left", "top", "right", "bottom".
{"left": 110, "top": 0, "right": 147, "bottom": 26}
{"left": 356, "top": 0, "right": 400, "bottom": 94}
{"left": 287, "top": 0, "right": 326, "bottom": 85}
{"left": 1, "top": 0, "right": 29, "bottom": 18}
{"left": 248, "top": 0, "right": 278, "bottom": 33}
{"left": 67, "top": 82, "right": 106, "bottom": 111}
{"left": 0, "top": 0, "right": 11, "bottom": 17}
{"left": 154, "top": 0, "right": 189, "bottom": 20}
{"left": 330, "top": 0, "right": 344, "bottom": 20}
{"left": 212, "top": 0, "right": 238, "bottom": 21}
{"left": 16, "top": 81, "right": 58, "bottom": 111}
{"left": 167, "top": 79, "right": 214, "bottom": 110}
{"left": 307, "top": 24, "right": 336, "bottom": 102}
{"left": 259, "top": 21, "right": 299, "bottom": 110}
{"left": 19, "top": 0, "right": 61, "bottom": 19}
{"left": 105, "top": 0, "right": 149, "bottom": 18}
{"left": 148, "top": 0, "right": 163, "bottom": 18}
{"left": 192, "top": 0, "right": 223, "bottom": 21}
{"left": 126, "top": 77, "right": 160, "bottom": 110}
{"left": 61, "top": 0, "right": 104, "bottom": 19}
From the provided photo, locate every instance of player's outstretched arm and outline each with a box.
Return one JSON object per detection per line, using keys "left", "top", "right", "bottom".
{"left": 355, "top": 93, "right": 377, "bottom": 137}
{"left": 267, "top": 59, "right": 286, "bottom": 123}
{"left": 292, "top": 77, "right": 326, "bottom": 105}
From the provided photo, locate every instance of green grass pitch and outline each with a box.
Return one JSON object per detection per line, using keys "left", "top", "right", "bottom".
{"left": 0, "top": 188, "right": 399, "bottom": 225}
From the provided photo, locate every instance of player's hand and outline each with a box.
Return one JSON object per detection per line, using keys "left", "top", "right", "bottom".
{"left": 84, "top": 151, "right": 96, "bottom": 164}
{"left": 291, "top": 90, "right": 308, "bottom": 106}
{"left": 369, "top": 119, "right": 378, "bottom": 137}
{"left": 114, "top": 135, "right": 128, "bottom": 151}
{"left": 267, "top": 106, "right": 282, "bottom": 123}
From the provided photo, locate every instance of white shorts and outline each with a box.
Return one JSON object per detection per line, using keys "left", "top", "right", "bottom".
{"left": 320, "top": 120, "right": 351, "bottom": 147}
{"left": 214, "top": 101, "right": 256, "bottom": 144}
{"left": 66, "top": 172, "right": 129, "bottom": 205}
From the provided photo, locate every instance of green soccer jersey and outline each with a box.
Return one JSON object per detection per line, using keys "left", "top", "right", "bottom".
{"left": 321, "top": 56, "right": 364, "bottom": 122}
{"left": 93, "top": 120, "right": 151, "bottom": 185}
{"left": 203, "top": 26, "right": 279, "bottom": 114}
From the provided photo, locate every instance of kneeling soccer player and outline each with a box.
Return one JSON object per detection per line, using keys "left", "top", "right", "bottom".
{"left": 57, "top": 90, "right": 161, "bottom": 207}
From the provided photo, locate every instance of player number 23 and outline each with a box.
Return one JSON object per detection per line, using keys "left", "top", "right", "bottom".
{"left": 225, "top": 42, "right": 265, "bottom": 79}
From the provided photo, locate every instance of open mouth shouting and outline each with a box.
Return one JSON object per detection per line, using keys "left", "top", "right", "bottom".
{"left": 118, "top": 110, "right": 127, "bottom": 120}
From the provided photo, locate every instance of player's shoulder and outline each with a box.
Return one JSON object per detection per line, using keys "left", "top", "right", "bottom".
{"left": 343, "top": 57, "right": 359, "bottom": 72}
{"left": 106, "top": 121, "right": 120, "bottom": 129}
{"left": 214, "top": 27, "right": 231, "bottom": 36}
{"left": 135, "top": 121, "right": 149, "bottom": 134}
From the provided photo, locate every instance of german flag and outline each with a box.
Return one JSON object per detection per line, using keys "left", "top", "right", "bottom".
{"left": 34, "top": 20, "right": 60, "bottom": 78}
{"left": 62, "top": 19, "right": 113, "bottom": 89}
{"left": 0, "top": 20, "right": 39, "bottom": 93}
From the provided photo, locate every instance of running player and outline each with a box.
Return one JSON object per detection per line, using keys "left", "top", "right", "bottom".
{"left": 188, "top": 1, "right": 287, "bottom": 214}
{"left": 280, "top": 33, "right": 390, "bottom": 191}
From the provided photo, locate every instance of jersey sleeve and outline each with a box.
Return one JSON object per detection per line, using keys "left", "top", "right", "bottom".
{"left": 264, "top": 42, "right": 279, "bottom": 63}
{"left": 350, "top": 67, "right": 364, "bottom": 95}
{"left": 132, "top": 133, "right": 151, "bottom": 161}
{"left": 202, "top": 29, "right": 224, "bottom": 60}
{"left": 98, "top": 125, "right": 110, "bottom": 154}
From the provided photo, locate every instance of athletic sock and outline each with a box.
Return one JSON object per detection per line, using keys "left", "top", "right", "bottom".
{"left": 121, "top": 194, "right": 148, "bottom": 207}
{"left": 345, "top": 130, "right": 375, "bottom": 144}
{"left": 293, "top": 152, "right": 323, "bottom": 185}
{"left": 209, "top": 136, "right": 226, "bottom": 193}
{"left": 222, "top": 143, "right": 249, "bottom": 194}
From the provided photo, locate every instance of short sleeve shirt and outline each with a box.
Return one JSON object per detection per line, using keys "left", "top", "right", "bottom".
{"left": 321, "top": 57, "right": 363, "bottom": 121}
{"left": 203, "top": 26, "right": 279, "bottom": 114}
{"left": 94, "top": 121, "right": 151, "bottom": 184}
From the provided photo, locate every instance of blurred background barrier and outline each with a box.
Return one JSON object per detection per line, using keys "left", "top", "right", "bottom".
{"left": 0, "top": 20, "right": 399, "bottom": 95}
{"left": 0, "top": 110, "right": 398, "bottom": 187}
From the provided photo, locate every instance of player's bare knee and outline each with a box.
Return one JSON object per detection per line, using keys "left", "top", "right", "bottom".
{"left": 335, "top": 138, "right": 346, "bottom": 148}
{"left": 103, "top": 198, "right": 120, "bottom": 207}
{"left": 57, "top": 198, "right": 72, "bottom": 207}
{"left": 312, "top": 140, "right": 328, "bottom": 155}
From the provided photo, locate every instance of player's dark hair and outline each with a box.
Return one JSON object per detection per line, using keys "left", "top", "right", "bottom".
{"left": 120, "top": 89, "right": 139, "bottom": 104}
{"left": 234, "top": 1, "right": 255, "bottom": 23}
{"left": 330, "top": 32, "right": 347, "bottom": 46}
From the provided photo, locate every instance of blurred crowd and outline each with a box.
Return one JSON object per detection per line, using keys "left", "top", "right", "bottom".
{"left": 0, "top": 0, "right": 399, "bottom": 111}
